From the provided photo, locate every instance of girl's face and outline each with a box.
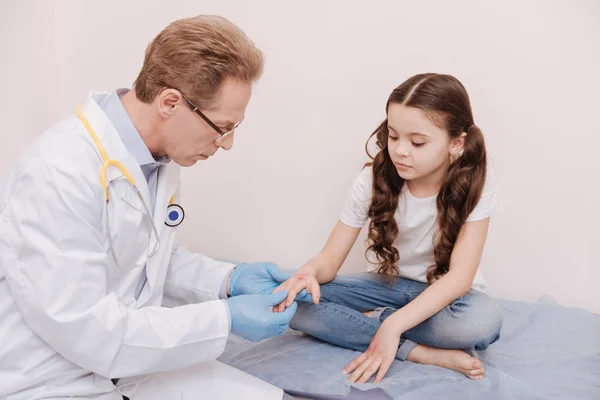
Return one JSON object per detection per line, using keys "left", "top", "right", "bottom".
{"left": 386, "top": 103, "right": 464, "bottom": 185}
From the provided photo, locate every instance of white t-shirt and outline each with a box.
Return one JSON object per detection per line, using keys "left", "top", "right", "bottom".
{"left": 340, "top": 166, "right": 502, "bottom": 291}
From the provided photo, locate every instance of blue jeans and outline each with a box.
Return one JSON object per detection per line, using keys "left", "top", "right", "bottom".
{"left": 290, "top": 273, "right": 503, "bottom": 360}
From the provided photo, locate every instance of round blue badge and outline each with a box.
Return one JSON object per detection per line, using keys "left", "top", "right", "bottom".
{"left": 165, "top": 204, "right": 185, "bottom": 227}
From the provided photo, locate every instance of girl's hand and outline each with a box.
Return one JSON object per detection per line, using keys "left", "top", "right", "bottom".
{"left": 344, "top": 320, "right": 401, "bottom": 383}
{"left": 272, "top": 267, "right": 320, "bottom": 312}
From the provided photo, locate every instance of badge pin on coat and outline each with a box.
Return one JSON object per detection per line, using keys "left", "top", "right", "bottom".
{"left": 165, "top": 203, "right": 185, "bottom": 227}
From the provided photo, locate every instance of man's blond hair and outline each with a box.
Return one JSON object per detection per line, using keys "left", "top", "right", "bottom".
{"left": 134, "top": 15, "right": 264, "bottom": 109}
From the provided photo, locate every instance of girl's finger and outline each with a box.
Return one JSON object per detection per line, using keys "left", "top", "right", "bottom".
{"left": 374, "top": 358, "right": 393, "bottom": 383}
{"left": 309, "top": 279, "right": 321, "bottom": 304}
{"left": 358, "top": 356, "right": 382, "bottom": 383}
{"left": 344, "top": 352, "right": 368, "bottom": 375}
{"left": 348, "top": 356, "right": 375, "bottom": 383}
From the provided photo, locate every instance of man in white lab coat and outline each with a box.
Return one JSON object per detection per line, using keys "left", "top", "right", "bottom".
{"left": 0, "top": 15, "right": 309, "bottom": 399}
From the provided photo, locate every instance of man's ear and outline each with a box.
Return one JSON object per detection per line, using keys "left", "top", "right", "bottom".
{"left": 157, "top": 89, "right": 182, "bottom": 118}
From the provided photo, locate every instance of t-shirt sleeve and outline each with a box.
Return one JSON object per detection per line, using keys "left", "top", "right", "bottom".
{"left": 339, "top": 167, "right": 373, "bottom": 228}
{"left": 466, "top": 168, "right": 503, "bottom": 222}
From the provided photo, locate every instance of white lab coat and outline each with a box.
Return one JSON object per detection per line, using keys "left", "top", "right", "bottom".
{"left": 0, "top": 93, "right": 283, "bottom": 399}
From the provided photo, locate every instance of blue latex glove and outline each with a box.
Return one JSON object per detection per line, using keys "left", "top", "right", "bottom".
{"left": 229, "top": 262, "right": 312, "bottom": 303}
{"left": 228, "top": 291, "right": 298, "bottom": 342}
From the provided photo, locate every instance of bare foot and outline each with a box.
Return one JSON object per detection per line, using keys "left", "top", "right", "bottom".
{"left": 406, "top": 344, "right": 485, "bottom": 380}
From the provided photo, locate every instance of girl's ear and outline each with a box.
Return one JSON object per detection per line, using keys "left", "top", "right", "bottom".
{"left": 449, "top": 132, "right": 466, "bottom": 163}
{"left": 450, "top": 132, "right": 467, "bottom": 158}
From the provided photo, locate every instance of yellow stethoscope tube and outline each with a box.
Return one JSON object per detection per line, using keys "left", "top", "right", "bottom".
{"left": 77, "top": 106, "right": 163, "bottom": 270}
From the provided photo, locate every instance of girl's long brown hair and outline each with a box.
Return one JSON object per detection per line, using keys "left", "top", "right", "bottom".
{"left": 365, "top": 73, "right": 487, "bottom": 283}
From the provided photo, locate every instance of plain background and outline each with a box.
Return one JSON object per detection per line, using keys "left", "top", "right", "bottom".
{"left": 1, "top": 0, "right": 599, "bottom": 313}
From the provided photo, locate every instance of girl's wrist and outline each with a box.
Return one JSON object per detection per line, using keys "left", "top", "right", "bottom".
{"left": 299, "top": 263, "right": 319, "bottom": 278}
{"left": 383, "top": 312, "right": 407, "bottom": 336}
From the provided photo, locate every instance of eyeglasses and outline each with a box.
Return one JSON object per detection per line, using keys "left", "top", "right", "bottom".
{"left": 157, "top": 81, "right": 243, "bottom": 143}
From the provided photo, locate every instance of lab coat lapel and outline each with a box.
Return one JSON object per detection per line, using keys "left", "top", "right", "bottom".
{"left": 144, "top": 162, "right": 181, "bottom": 293}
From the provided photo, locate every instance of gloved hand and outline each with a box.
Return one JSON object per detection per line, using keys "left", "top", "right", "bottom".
{"left": 228, "top": 291, "right": 298, "bottom": 342}
{"left": 229, "top": 261, "right": 312, "bottom": 303}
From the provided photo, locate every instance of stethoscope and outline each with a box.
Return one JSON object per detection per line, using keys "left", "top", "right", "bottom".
{"left": 77, "top": 107, "right": 184, "bottom": 270}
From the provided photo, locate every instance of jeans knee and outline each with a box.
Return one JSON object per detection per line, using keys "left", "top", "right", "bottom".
{"left": 289, "top": 301, "right": 315, "bottom": 332}
{"left": 435, "top": 293, "right": 503, "bottom": 350}
{"left": 465, "top": 317, "right": 502, "bottom": 350}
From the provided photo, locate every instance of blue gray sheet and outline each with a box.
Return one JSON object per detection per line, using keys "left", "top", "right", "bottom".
{"left": 219, "top": 295, "right": 600, "bottom": 399}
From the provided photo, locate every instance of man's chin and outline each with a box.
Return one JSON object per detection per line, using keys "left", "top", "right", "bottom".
{"left": 173, "top": 154, "right": 212, "bottom": 167}
{"left": 173, "top": 158, "right": 198, "bottom": 167}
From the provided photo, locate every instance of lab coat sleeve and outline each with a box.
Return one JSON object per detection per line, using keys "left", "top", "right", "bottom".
{"left": 0, "top": 163, "right": 230, "bottom": 379}
{"left": 163, "top": 244, "right": 236, "bottom": 307}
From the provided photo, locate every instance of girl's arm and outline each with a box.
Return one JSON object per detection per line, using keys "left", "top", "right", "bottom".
{"left": 273, "top": 220, "right": 361, "bottom": 310}
{"left": 384, "top": 217, "right": 490, "bottom": 334}
{"left": 303, "top": 220, "right": 362, "bottom": 283}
